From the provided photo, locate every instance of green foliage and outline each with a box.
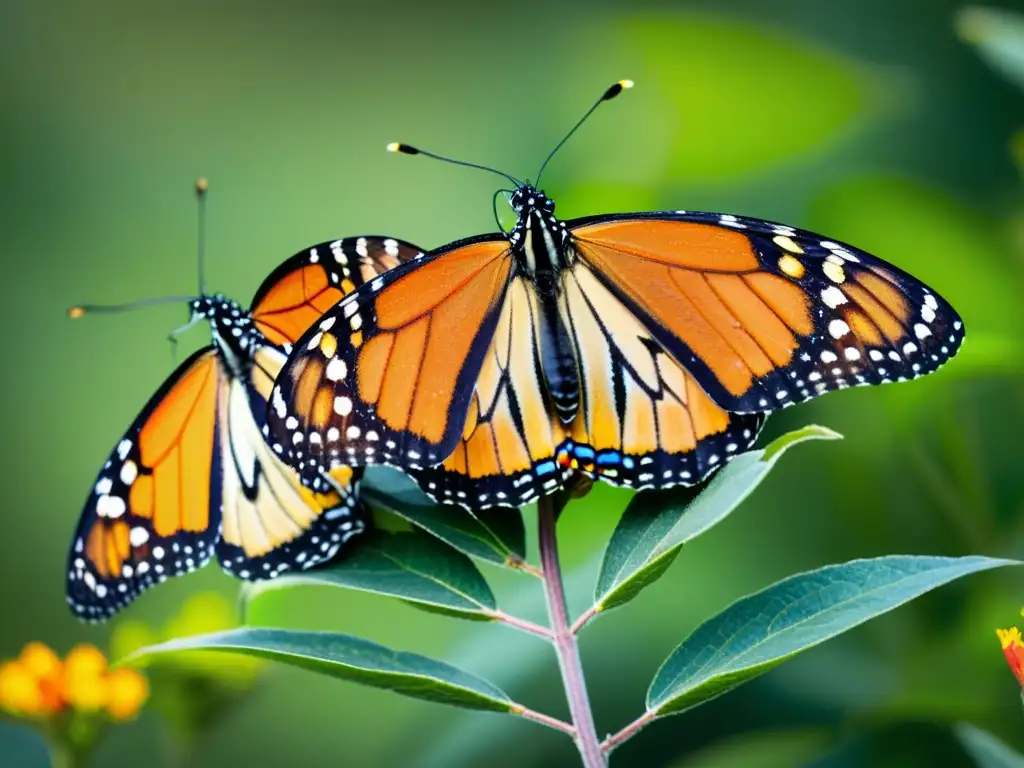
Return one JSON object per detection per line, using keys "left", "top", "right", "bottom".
{"left": 125, "top": 424, "right": 1014, "bottom": 767}
{"left": 958, "top": 7, "right": 1024, "bottom": 94}
{"left": 126, "top": 628, "right": 515, "bottom": 714}
{"left": 245, "top": 529, "right": 497, "bottom": 620}
{"left": 361, "top": 469, "right": 526, "bottom": 568}
{"left": 646, "top": 556, "right": 1019, "bottom": 716}
{"left": 594, "top": 425, "right": 841, "bottom": 614}
{"left": 956, "top": 723, "right": 1024, "bottom": 768}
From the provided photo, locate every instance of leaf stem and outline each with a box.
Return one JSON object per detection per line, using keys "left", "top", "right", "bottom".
{"left": 537, "top": 496, "right": 606, "bottom": 768}
{"left": 505, "top": 553, "right": 545, "bottom": 579}
{"left": 570, "top": 605, "right": 599, "bottom": 635}
{"left": 488, "top": 610, "right": 555, "bottom": 640}
{"left": 600, "top": 710, "right": 657, "bottom": 754}
{"left": 512, "top": 704, "right": 577, "bottom": 735}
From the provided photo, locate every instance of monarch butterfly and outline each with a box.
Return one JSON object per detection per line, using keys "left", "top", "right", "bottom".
{"left": 67, "top": 179, "right": 423, "bottom": 619}
{"left": 267, "top": 81, "right": 965, "bottom": 512}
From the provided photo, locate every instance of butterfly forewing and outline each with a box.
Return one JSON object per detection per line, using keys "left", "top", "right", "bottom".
{"left": 68, "top": 349, "right": 222, "bottom": 620}
{"left": 251, "top": 236, "right": 425, "bottom": 348}
{"left": 570, "top": 212, "right": 965, "bottom": 413}
{"left": 267, "top": 238, "right": 514, "bottom": 489}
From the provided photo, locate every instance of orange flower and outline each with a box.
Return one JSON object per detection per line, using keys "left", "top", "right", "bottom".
{"left": 62, "top": 643, "right": 109, "bottom": 712}
{"left": 104, "top": 668, "right": 149, "bottom": 721}
{"left": 0, "top": 660, "right": 51, "bottom": 717}
{"left": 0, "top": 641, "right": 148, "bottom": 721}
{"left": 997, "top": 626, "right": 1024, "bottom": 687}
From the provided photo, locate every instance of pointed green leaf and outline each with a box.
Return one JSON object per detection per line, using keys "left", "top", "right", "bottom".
{"left": 594, "top": 425, "right": 841, "bottom": 614}
{"left": 647, "top": 556, "right": 1019, "bottom": 716}
{"left": 362, "top": 467, "right": 526, "bottom": 568}
{"left": 126, "top": 627, "right": 513, "bottom": 712}
{"left": 956, "top": 723, "right": 1024, "bottom": 768}
{"left": 245, "top": 530, "right": 496, "bottom": 619}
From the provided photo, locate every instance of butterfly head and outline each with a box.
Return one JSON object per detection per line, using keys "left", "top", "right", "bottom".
{"left": 507, "top": 186, "right": 570, "bottom": 278}
{"left": 509, "top": 185, "right": 556, "bottom": 216}
{"left": 190, "top": 294, "right": 262, "bottom": 364}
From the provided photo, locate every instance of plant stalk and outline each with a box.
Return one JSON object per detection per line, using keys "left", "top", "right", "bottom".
{"left": 537, "top": 496, "right": 606, "bottom": 768}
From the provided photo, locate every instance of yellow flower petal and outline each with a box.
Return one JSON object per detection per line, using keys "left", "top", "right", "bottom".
{"left": 18, "top": 643, "right": 61, "bottom": 682}
{"left": 104, "top": 668, "right": 149, "bottom": 721}
{"left": 63, "top": 644, "right": 108, "bottom": 712}
{"left": 0, "top": 661, "right": 49, "bottom": 717}
{"left": 997, "top": 627, "right": 1023, "bottom": 650}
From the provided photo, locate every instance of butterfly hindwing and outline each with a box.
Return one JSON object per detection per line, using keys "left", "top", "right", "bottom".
{"left": 570, "top": 212, "right": 965, "bottom": 413}
{"left": 217, "top": 344, "right": 364, "bottom": 579}
{"left": 68, "top": 348, "right": 222, "bottom": 620}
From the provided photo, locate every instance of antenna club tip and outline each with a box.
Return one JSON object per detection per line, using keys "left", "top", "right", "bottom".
{"left": 603, "top": 79, "right": 635, "bottom": 100}
{"left": 67, "top": 306, "right": 86, "bottom": 319}
{"left": 387, "top": 142, "right": 419, "bottom": 155}
{"left": 195, "top": 177, "right": 209, "bottom": 195}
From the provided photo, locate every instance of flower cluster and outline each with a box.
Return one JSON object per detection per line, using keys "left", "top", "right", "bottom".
{"left": 0, "top": 641, "right": 148, "bottom": 722}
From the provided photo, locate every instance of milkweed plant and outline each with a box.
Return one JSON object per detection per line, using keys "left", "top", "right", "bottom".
{"left": 123, "top": 424, "right": 1019, "bottom": 767}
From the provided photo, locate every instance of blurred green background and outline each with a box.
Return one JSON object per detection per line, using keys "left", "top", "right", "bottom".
{"left": 2, "top": 0, "right": 1024, "bottom": 765}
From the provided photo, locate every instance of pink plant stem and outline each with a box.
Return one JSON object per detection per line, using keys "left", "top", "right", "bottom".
{"left": 537, "top": 496, "right": 606, "bottom": 768}
{"left": 513, "top": 705, "right": 577, "bottom": 735}
{"left": 570, "top": 605, "right": 599, "bottom": 635}
{"left": 488, "top": 610, "right": 555, "bottom": 640}
{"left": 600, "top": 710, "right": 658, "bottom": 754}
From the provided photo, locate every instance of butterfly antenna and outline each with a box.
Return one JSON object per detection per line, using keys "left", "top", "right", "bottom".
{"left": 195, "top": 177, "right": 209, "bottom": 296}
{"left": 535, "top": 79, "right": 634, "bottom": 186}
{"left": 492, "top": 188, "right": 514, "bottom": 234}
{"left": 386, "top": 143, "right": 524, "bottom": 187}
{"left": 67, "top": 295, "right": 196, "bottom": 319}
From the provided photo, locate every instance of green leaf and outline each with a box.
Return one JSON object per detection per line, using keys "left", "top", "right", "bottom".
{"left": 362, "top": 467, "right": 526, "bottom": 568}
{"left": 126, "top": 627, "right": 514, "bottom": 712}
{"left": 594, "top": 425, "right": 841, "bottom": 614}
{"left": 955, "top": 723, "right": 1024, "bottom": 768}
{"left": 647, "top": 556, "right": 1018, "bottom": 716}
{"left": 245, "top": 529, "right": 497, "bottom": 619}
{"left": 957, "top": 7, "right": 1024, "bottom": 94}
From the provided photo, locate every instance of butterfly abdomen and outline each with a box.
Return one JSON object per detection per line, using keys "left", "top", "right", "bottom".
{"left": 538, "top": 300, "right": 580, "bottom": 424}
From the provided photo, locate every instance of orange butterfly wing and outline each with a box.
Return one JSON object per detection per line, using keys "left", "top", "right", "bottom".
{"left": 250, "top": 236, "right": 425, "bottom": 348}
{"left": 570, "top": 213, "right": 964, "bottom": 412}
{"left": 267, "top": 238, "right": 514, "bottom": 490}
{"left": 411, "top": 267, "right": 765, "bottom": 510}
{"left": 68, "top": 349, "right": 222, "bottom": 620}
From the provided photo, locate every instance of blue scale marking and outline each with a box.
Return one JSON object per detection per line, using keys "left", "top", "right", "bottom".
{"left": 573, "top": 446, "right": 596, "bottom": 460}
{"left": 535, "top": 460, "right": 557, "bottom": 476}
{"left": 596, "top": 452, "right": 621, "bottom": 466}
